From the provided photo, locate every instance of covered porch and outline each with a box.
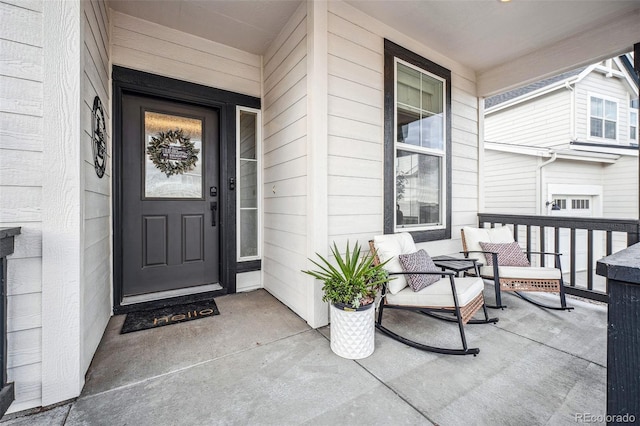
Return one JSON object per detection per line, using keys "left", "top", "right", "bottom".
{"left": 1, "top": 0, "right": 638, "bottom": 417}
{"left": 2, "top": 288, "right": 606, "bottom": 425}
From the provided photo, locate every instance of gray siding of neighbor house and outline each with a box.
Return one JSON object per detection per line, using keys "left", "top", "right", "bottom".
{"left": 485, "top": 89, "right": 572, "bottom": 148}
{"left": 544, "top": 159, "right": 604, "bottom": 191}
{"left": 262, "top": 3, "right": 309, "bottom": 318}
{"left": 575, "top": 69, "right": 635, "bottom": 144}
{"left": 81, "top": 0, "right": 111, "bottom": 377}
{"left": 603, "top": 155, "right": 639, "bottom": 253}
{"left": 0, "top": 0, "right": 45, "bottom": 411}
{"left": 603, "top": 155, "right": 638, "bottom": 220}
{"left": 483, "top": 62, "right": 638, "bottom": 253}
{"left": 483, "top": 150, "right": 538, "bottom": 215}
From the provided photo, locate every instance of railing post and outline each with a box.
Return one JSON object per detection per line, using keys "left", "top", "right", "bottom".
{"left": 0, "top": 228, "right": 19, "bottom": 416}
{"left": 596, "top": 243, "right": 640, "bottom": 422}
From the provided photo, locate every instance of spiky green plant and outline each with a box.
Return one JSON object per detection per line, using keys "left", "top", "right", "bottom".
{"left": 302, "top": 241, "right": 392, "bottom": 308}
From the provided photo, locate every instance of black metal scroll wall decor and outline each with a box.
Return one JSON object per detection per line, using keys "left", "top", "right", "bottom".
{"left": 91, "top": 96, "right": 107, "bottom": 178}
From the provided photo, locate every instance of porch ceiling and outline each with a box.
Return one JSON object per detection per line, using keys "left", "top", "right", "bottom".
{"left": 108, "top": 0, "right": 640, "bottom": 95}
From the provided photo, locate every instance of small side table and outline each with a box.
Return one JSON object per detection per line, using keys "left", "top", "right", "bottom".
{"left": 431, "top": 255, "right": 481, "bottom": 277}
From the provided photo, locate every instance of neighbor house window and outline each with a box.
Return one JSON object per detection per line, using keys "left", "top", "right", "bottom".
{"left": 237, "top": 107, "right": 261, "bottom": 261}
{"left": 553, "top": 199, "right": 567, "bottom": 210}
{"left": 571, "top": 199, "right": 590, "bottom": 210}
{"left": 384, "top": 40, "right": 451, "bottom": 242}
{"left": 589, "top": 95, "right": 617, "bottom": 141}
{"left": 630, "top": 98, "right": 638, "bottom": 142}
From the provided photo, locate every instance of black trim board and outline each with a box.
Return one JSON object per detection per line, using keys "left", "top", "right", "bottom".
{"left": 112, "top": 66, "right": 260, "bottom": 312}
{"left": 113, "top": 290, "right": 226, "bottom": 315}
{"left": 237, "top": 260, "right": 261, "bottom": 273}
{"left": 383, "top": 39, "right": 452, "bottom": 243}
{"left": 570, "top": 141, "right": 638, "bottom": 150}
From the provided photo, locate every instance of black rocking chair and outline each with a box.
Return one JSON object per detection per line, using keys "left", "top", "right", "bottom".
{"left": 370, "top": 234, "right": 498, "bottom": 356}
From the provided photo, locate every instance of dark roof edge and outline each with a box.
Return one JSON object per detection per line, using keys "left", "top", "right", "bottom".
{"left": 571, "top": 141, "right": 639, "bottom": 150}
{"left": 620, "top": 54, "right": 639, "bottom": 88}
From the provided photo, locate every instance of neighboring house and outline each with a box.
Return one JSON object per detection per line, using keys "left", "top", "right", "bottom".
{"left": 483, "top": 55, "right": 639, "bottom": 266}
{"left": 0, "top": 0, "right": 638, "bottom": 416}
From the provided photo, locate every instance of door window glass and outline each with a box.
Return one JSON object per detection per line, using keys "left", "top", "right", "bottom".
{"left": 144, "top": 111, "right": 203, "bottom": 198}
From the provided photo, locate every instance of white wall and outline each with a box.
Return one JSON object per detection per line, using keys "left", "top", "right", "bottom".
{"left": 0, "top": 0, "right": 45, "bottom": 412}
{"left": 326, "top": 7, "right": 383, "bottom": 248}
{"left": 0, "top": 0, "right": 113, "bottom": 413}
{"left": 575, "top": 69, "right": 636, "bottom": 145}
{"left": 483, "top": 150, "right": 538, "bottom": 215}
{"left": 261, "top": 3, "right": 310, "bottom": 321}
{"left": 326, "top": 1, "right": 480, "bottom": 255}
{"left": 544, "top": 160, "right": 604, "bottom": 192}
{"left": 111, "top": 11, "right": 261, "bottom": 98}
{"left": 603, "top": 155, "right": 638, "bottom": 219}
{"left": 603, "top": 155, "right": 639, "bottom": 253}
{"left": 81, "top": 0, "right": 111, "bottom": 377}
{"left": 485, "top": 89, "right": 572, "bottom": 149}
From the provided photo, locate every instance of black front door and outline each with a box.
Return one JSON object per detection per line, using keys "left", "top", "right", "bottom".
{"left": 121, "top": 94, "right": 220, "bottom": 297}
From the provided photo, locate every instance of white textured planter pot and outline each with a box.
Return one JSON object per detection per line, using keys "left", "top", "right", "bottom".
{"left": 329, "top": 303, "right": 375, "bottom": 359}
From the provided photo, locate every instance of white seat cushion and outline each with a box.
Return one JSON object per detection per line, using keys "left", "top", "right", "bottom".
{"left": 463, "top": 226, "right": 515, "bottom": 265}
{"left": 479, "top": 266, "right": 561, "bottom": 280}
{"left": 386, "top": 277, "right": 484, "bottom": 308}
{"left": 373, "top": 233, "right": 417, "bottom": 294}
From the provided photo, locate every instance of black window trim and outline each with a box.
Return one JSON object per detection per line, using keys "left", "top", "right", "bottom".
{"left": 383, "top": 39, "right": 452, "bottom": 242}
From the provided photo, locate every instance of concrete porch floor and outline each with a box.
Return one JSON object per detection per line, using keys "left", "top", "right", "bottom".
{"left": 1, "top": 287, "right": 606, "bottom": 425}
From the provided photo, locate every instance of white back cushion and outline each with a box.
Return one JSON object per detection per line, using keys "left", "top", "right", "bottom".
{"left": 373, "top": 233, "right": 417, "bottom": 294}
{"left": 462, "top": 226, "right": 515, "bottom": 265}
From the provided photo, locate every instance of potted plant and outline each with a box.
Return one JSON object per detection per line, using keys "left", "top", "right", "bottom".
{"left": 303, "top": 241, "right": 391, "bottom": 359}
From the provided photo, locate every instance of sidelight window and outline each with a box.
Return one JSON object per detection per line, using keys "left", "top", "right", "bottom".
{"left": 237, "top": 107, "right": 261, "bottom": 260}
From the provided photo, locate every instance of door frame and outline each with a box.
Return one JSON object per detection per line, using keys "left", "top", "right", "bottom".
{"left": 112, "top": 66, "right": 260, "bottom": 313}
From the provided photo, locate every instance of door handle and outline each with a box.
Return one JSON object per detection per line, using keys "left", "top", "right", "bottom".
{"left": 210, "top": 202, "right": 217, "bottom": 227}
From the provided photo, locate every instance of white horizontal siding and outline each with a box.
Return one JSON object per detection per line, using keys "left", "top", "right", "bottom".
{"left": 602, "top": 156, "right": 638, "bottom": 219}
{"left": 326, "top": 1, "right": 479, "bottom": 254}
{"left": 81, "top": 0, "right": 111, "bottom": 378}
{"left": 262, "top": 3, "right": 309, "bottom": 319}
{"left": 483, "top": 150, "right": 538, "bottom": 215}
{"left": 485, "top": 89, "right": 572, "bottom": 148}
{"left": 574, "top": 72, "right": 635, "bottom": 144}
{"left": 326, "top": 26, "right": 382, "bottom": 232}
{"left": 545, "top": 159, "right": 604, "bottom": 188}
{"left": 0, "top": 1, "right": 44, "bottom": 411}
{"left": 111, "top": 11, "right": 261, "bottom": 97}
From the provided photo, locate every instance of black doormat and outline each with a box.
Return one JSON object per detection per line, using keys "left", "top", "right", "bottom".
{"left": 120, "top": 299, "right": 219, "bottom": 334}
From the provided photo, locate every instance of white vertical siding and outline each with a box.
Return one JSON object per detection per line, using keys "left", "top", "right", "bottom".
{"left": 0, "top": 0, "right": 44, "bottom": 411}
{"left": 261, "top": 3, "right": 308, "bottom": 319}
{"left": 326, "top": 1, "right": 479, "bottom": 254}
{"left": 81, "top": 0, "right": 111, "bottom": 375}
{"left": 40, "top": 0, "right": 83, "bottom": 408}
{"left": 485, "top": 89, "right": 572, "bottom": 148}
{"left": 110, "top": 11, "right": 261, "bottom": 98}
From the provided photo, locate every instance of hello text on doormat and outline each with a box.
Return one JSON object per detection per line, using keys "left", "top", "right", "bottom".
{"left": 120, "top": 299, "right": 220, "bottom": 334}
